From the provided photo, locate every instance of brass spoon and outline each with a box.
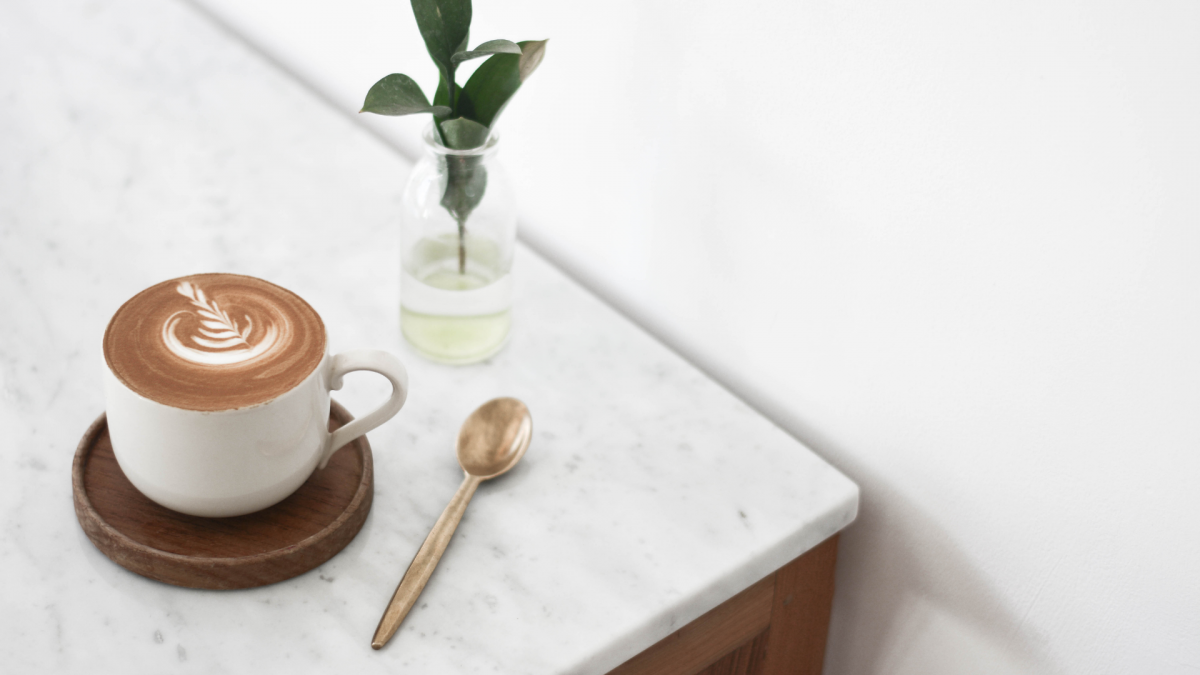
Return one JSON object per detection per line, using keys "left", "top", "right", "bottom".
{"left": 371, "top": 397, "right": 533, "bottom": 650}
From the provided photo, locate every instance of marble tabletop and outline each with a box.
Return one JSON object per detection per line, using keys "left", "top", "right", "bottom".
{"left": 0, "top": 0, "right": 858, "bottom": 673}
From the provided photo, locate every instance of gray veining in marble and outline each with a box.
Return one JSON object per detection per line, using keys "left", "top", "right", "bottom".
{"left": 0, "top": 0, "right": 858, "bottom": 672}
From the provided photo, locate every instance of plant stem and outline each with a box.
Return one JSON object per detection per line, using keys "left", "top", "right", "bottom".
{"left": 456, "top": 216, "right": 466, "bottom": 274}
{"left": 433, "top": 116, "right": 448, "bottom": 145}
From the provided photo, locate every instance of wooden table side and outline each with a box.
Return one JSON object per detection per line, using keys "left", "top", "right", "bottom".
{"left": 609, "top": 535, "right": 839, "bottom": 675}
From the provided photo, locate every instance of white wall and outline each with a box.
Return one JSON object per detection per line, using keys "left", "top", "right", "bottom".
{"left": 188, "top": 1, "right": 1200, "bottom": 672}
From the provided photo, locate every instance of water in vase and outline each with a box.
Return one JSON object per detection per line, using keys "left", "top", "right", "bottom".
{"left": 401, "top": 235, "right": 512, "bottom": 364}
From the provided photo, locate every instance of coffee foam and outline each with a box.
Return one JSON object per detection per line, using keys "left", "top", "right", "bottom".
{"left": 104, "top": 274, "right": 326, "bottom": 411}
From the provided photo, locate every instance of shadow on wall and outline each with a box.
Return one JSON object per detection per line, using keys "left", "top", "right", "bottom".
{"left": 795, "top": 427, "right": 1061, "bottom": 675}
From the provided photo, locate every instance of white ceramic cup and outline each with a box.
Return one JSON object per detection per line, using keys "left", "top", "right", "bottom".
{"left": 103, "top": 348, "right": 408, "bottom": 517}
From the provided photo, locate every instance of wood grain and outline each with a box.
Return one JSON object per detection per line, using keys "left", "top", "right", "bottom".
{"left": 696, "top": 630, "right": 770, "bottom": 675}
{"left": 72, "top": 400, "right": 373, "bottom": 590}
{"left": 607, "top": 574, "right": 775, "bottom": 675}
{"left": 759, "top": 535, "right": 839, "bottom": 675}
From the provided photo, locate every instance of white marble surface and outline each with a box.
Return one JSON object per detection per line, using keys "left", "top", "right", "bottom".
{"left": 0, "top": 0, "right": 858, "bottom": 673}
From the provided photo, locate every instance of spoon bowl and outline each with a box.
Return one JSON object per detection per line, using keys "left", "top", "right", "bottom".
{"left": 457, "top": 397, "right": 533, "bottom": 479}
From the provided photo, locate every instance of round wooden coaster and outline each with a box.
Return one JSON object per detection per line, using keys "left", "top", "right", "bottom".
{"left": 72, "top": 400, "right": 373, "bottom": 590}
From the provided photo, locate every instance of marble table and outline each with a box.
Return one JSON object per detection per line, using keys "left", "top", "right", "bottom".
{"left": 0, "top": 0, "right": 859, "bottom": 673}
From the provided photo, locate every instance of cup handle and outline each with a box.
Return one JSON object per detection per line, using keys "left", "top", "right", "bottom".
{"left": 320, "top": 350, "right": 409, "bottom": 469}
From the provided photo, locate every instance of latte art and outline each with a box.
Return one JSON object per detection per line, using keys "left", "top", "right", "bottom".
{"left": 163, "top": 281, "right": 282, "bottom": 365}
{"left": 105, "top": 274, "right": 326, "bottom": 411}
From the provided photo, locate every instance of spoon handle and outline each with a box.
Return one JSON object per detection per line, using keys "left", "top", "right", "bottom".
{"left": 372, "top": 473, "right": 482, "bottom": 650}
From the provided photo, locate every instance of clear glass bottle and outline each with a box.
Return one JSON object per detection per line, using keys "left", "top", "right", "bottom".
{"left": 400, "top": 125, "right": 516, "bottom": 364}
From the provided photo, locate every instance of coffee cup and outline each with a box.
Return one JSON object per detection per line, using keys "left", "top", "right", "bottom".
{"left": 102, "top": 273, "right": 408, "bottom": 517}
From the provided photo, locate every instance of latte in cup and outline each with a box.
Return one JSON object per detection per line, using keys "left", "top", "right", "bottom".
{"left": 104, "top": 273, "right": 326, "bottom": 411}
{"left": 103, "top": 273, "right": 409, "bottom": 517}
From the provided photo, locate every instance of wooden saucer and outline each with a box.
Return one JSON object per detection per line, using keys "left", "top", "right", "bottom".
{"left": 72, "top": 400, "right": 373, "bottom": 590}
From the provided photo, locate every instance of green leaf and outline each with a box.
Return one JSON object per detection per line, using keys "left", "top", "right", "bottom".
{"left": 450, "top": 39, "right": 522, "bottom": 65}
{"left": 440, "top": 154, "right": 487, "bottom": 225}
{"left": 410, "top": 0, "right": 472, "bottom": 82}
{"left": 439, "top": 117, "right": 491, "bottom": 150}
{"left": 360, "top": 74, "right": 451, "bottom": 117}
{"left": 437, "top": 117, "right": 490, "bottom": 223}
{"left": 460, "top": 40, "right": 547, "bottom": 129}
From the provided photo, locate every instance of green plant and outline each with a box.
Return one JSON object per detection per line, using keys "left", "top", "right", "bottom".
{"left": 361, "top": 0, "right": 546, "bottom": 274}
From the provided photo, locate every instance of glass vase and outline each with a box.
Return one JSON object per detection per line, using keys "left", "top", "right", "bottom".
{"left": 399, "top": 125, "right": 516, "bottom": 364}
